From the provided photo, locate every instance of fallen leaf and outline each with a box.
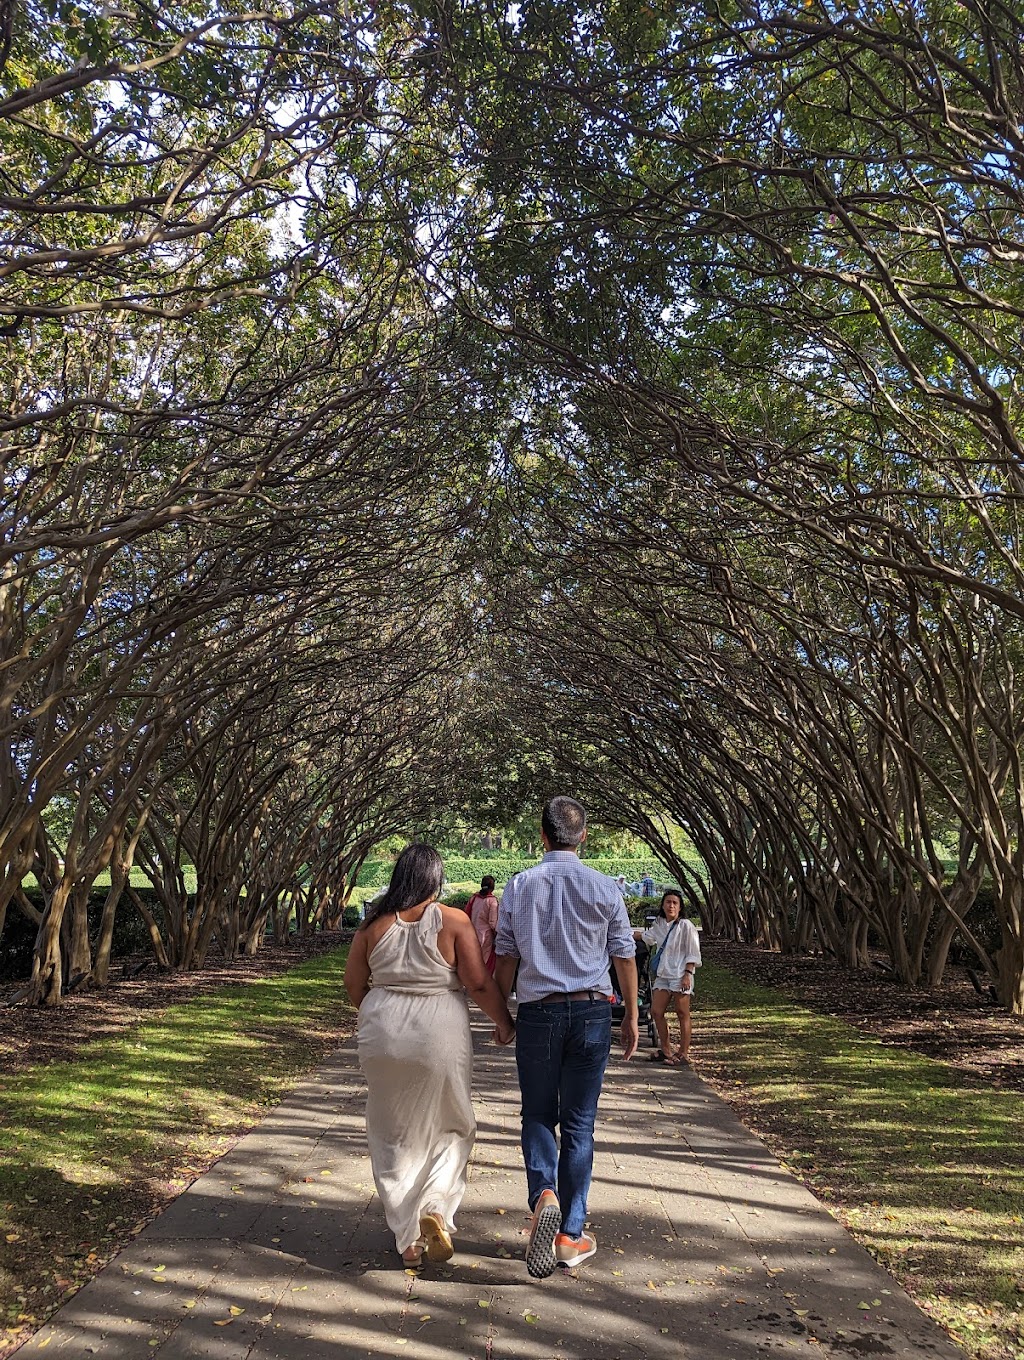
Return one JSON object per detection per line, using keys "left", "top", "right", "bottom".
{"left": 153, "top": 1265, "right": 166, "bottom": 1274}
{"left": 524, "top": 1310, "right": 539, "bottom": 1325}
{"left": 320, "top": 1170, "right": 332, "bottom": 1177}
{"left": 478, "top": 1299, "right": 490, "bottom": 1308}
{"left": 229, "top": 1306, "right": 244, "bottom": 1317}
{"left": 213, "top": 1319, "right": 233, "bottom": 1327}
{"left": 496, "top": 1209, "right": 506, "bottom": 1215}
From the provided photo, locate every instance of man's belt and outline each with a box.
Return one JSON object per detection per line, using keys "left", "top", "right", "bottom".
{"left": 530, "top": 989, "right": 611, "bottom": 1004}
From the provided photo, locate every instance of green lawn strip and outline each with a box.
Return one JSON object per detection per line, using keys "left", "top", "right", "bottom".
{"left": 695, "top": 962, "right": 1024, "bottom": 1360}
{"left": 0, "top": 945, "right": 354, "bottom": 1355}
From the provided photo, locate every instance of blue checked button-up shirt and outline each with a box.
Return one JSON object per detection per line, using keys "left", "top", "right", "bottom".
{"left": 495, "top": 851, "right": 636, "bottom": 1003}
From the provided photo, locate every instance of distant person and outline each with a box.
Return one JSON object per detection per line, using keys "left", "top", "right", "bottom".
{"left": 640, "top": 872, "right": 655, "bottom": 897}
{"left": 614, "top": 874, "right": 629, "bottom": 897}
{"left": 467, "top": 874, "right": 500, "bottom": 974}
{"left": 495, "top": 796, "right": 638, "bottom": 1278}
{"left": 345, "top": 844, "right": 515, "bottom": 1265}
{"left": 635, "top": 890, "right": 700, "bottom": 1064}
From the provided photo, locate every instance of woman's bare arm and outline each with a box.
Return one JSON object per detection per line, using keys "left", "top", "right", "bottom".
{"left": 344, "top": 929, "right": 371, "bottom": 1008}
{"left": 450, "top": 913, "right": 515, "bottom": 1041}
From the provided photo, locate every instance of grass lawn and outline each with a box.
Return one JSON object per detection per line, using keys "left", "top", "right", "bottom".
{"left": 0, "top": 945, "right": 353, "bottom": 1357}
{"left": 696, "top": 962, "right": 1024, "bottom": 1360}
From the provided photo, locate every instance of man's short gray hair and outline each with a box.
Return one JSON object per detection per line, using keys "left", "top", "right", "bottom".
{"left": 542, "top": 796, "right": 587, "bottom": 848}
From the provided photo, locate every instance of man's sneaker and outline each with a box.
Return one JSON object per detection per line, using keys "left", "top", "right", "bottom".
{"left": 525, "top": 1189, "right": 561, "bottom": 1279}
{"left": 555, "top": 1230, "right": 598, "bottom": 1268}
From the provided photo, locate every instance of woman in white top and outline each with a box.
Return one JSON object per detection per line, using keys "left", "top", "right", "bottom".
{"left": 635, "top": 890, "right": 701, "bottom": 1065}
{"left": 345, "top": 844, "right": 515, "bottom": 1265}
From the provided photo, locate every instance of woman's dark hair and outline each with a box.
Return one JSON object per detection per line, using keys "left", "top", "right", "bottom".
{"left": 360, "top": 843, "right": 445, "bottom": 928}
{"left": 480, "top": 875, "right": 495, "bottom": 893}
{"left": 657, "top": 890, "right": 683, "bottom": 919}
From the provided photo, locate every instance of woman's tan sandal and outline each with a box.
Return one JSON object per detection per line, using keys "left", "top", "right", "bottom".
{"left": 419, "top": 1212, "right": 454, "bottom": 1262}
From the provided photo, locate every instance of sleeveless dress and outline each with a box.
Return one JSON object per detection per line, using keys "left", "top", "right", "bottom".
{"left": 356, "top": 903, "right": 476, "bottom": 1254}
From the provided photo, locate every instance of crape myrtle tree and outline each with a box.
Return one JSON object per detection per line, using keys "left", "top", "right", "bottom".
{"left": 478, "top": 390, "right": 1022, "bottom": 1003}
{"left": 1, "top": 2, "right": 510, "bottom": 1002}
{"left": 386, "top": 1, "right": 1024, "bottom": 1010}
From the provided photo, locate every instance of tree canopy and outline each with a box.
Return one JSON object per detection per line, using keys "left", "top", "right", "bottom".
{"left": 4, "top": 0, "right": 1024, "bottom": 1011}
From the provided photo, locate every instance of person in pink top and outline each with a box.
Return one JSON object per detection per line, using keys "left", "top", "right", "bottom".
{"left": 467, "top": 875, "right": 499, "bottom": 974}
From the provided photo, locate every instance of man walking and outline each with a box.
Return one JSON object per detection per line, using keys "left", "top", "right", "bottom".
{"left": 494, "top": 796, "right": 638, "bottom": 1278}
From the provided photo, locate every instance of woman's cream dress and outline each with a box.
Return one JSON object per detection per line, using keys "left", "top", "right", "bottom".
{"left": 357, "top": 903, "right": 475, "bottom": 1254}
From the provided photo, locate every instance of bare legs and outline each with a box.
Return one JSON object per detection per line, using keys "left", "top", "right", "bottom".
{"left": 652, "top": 989, "right": 692, "bottom": 1063}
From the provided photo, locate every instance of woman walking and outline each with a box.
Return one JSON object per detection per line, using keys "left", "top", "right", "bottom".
{"left": 466, "top": 874, "right": 499, "bottom": 974}
{"left": 344, "top": 844, "right": 515, "bottom": 1264}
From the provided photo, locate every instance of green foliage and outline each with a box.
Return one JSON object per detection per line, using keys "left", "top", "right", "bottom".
{"left": 356, "top": 853, "right": 681, "bottom": 890}
{"left": 341, "top": 905, "right": 362, "bottom": 927}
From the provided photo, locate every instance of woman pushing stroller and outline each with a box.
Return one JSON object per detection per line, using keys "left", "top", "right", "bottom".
{"left": 635, "top": 890, "right": 700, "bottom": 1065}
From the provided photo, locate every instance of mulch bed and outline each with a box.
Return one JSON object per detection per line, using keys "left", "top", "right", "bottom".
{"left": 706, "top": 939, "right": 1024, "bottom": 1091}
{"left": 0, "top": 931, "right": 354, "bottom": 1075}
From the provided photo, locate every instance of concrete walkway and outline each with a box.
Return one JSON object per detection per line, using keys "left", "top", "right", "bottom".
{"left": 27, "top": 1019, "right": 964, "bottom": 1360}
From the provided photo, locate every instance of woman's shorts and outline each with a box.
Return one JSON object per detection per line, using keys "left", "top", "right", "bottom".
{"left": 652, "top": 974, "right": 694, "bottom": 995}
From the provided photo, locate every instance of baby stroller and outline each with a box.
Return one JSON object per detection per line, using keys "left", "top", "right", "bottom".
{"left": 610, "top": 936, "right": 658, "bottom": 1049}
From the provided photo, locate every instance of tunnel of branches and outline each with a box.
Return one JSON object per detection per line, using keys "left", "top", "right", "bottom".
{"left": 4, "top": 2, "right": 1024, "bottom": 1013}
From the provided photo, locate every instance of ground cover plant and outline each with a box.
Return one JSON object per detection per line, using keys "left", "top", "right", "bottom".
{"left": 695, "top": 962, "right": 1024, "bottom": 1360}
{"left": 0, "top": 945, "right": 353, "bottom": 1358}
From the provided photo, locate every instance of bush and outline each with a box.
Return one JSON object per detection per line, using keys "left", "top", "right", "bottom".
{"left": 441, "top": 889, "right": 475, "bottom": 911}
{"left": 0, "top": 886, "right": 167, "bottom": 983}
{"left": 356, "top": 853, "right": 686, "bottom": 891}
{"left": 341, "top": 905, "right": 362, "bottom": 928}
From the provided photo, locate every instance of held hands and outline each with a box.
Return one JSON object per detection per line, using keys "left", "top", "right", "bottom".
{"left": 493, "top": 1021, "right": 516, "bottom": 1046}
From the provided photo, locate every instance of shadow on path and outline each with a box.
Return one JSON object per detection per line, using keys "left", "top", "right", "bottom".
{"left": 21, "top": 1021, "right": 966, "bottom": 1359}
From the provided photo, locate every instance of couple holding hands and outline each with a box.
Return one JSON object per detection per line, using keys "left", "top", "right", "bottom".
{"left": 344, "top": 796, "right": 699, "bottom": 1277}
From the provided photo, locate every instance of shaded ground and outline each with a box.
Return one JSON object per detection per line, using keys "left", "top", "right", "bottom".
{"left": 0, "top": 931, "right": 353, "bottom": 1075}
{"left": 706, "top": 940, "right": 1024, "bottom": 1091}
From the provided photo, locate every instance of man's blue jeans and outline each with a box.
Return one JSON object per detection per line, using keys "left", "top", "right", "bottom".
{"left": 515, "top": 998, "right": 612, "bottom": 1238}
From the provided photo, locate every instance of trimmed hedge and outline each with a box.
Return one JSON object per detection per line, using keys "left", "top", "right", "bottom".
{"left": 357, "top": 854, "right": 684, "bottom": 890}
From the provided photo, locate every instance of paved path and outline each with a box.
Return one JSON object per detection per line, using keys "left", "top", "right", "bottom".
{"left": 27, "top": 1020, "right": 964, "bottom": 1360}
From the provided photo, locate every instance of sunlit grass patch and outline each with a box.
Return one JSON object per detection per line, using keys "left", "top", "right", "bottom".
{"left": 0, "top": 945, "right": 353, "bottom": 1355}
{"left": 697, "top": 962, "right": 1024, "bottom": 1360}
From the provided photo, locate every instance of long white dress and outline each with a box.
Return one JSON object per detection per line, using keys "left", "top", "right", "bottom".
{"left": 356, "top": 904, "right": 475, "bottom": 1254}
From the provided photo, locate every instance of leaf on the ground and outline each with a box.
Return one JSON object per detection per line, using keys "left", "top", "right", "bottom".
{"left": 496, "top": 1208, "right": 506, "bottom": 1215}
{"left": 418, "top": 1314, "right": 431, "bottom": 1321}
{"left": 6, "top": 1233, "right": 20, "bottom": 1243}
{"left": 291, "top": 1285, "right": 307, "bottom": 1292}
{"left": 258, "top": 1313, "right": 272, "bottom": 1323}
{"left": 858, "top": 1302, "right": 872, "bottom": 1310}
{"left": 152, "top": 1265, "right": 165, "bottom": 1273}
{"left": 320, "top": 1170, "right": 332, "bottom": 1176}
{"left": 523, "top": 1310, "right": 539, "bottom": 1325}
{"left": 612, "top": 1270, "right": 624, "bottom": 1277}
{"left": 213, "top": 1319, "right": 233, "bottom": 1326}
{"left": 229, "top": 1306, "right": 244, "bottom": 1316}
{"left": 646, "top": 1280, "right": 657, "bottom": 1290}
{"left": 35, "top": 1340, "right": 51, "bottom": 1349}
{"left": 794, "top": 1309, "right": 809, "bottom": 1316}
{"left": 478, "top": 1299, "right": 490, "bottom": 1308}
